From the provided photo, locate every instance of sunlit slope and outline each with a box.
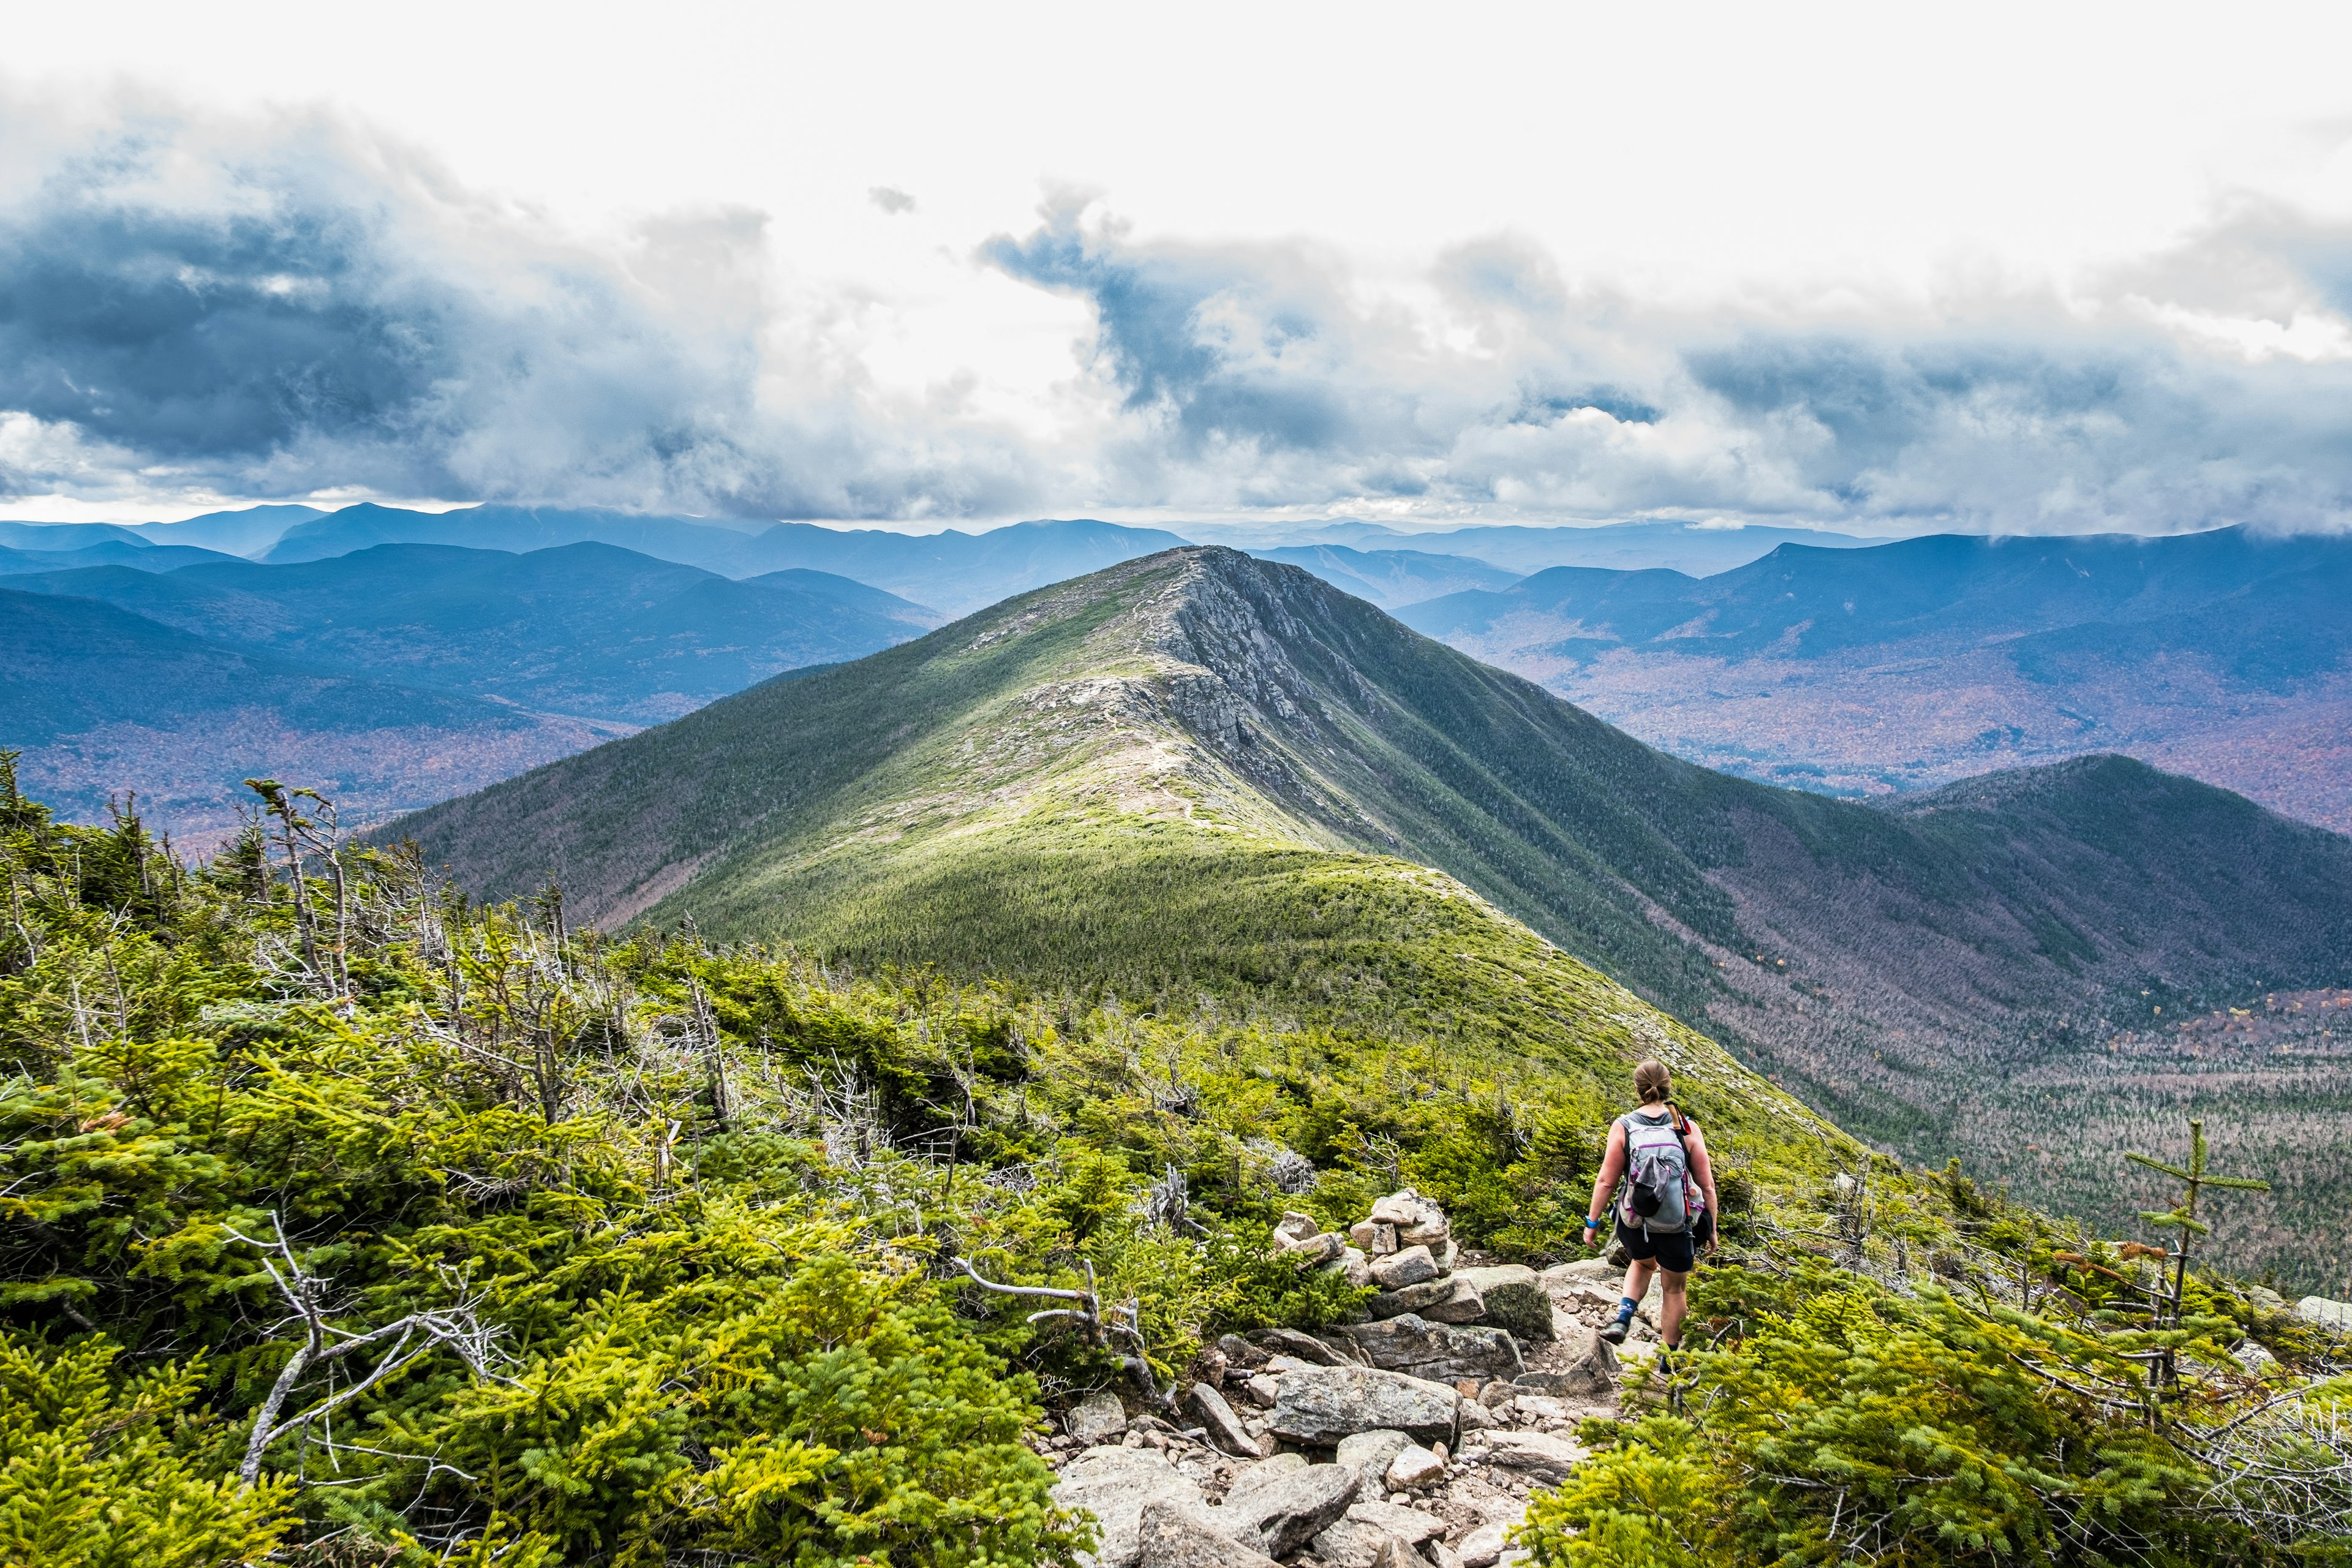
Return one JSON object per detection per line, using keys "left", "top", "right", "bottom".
{"left": 396, "top": 548, "right": 1769, "bottom": 1015}
{"left": 391, "top": 543, "right": 1858, "bottom": 1175}
{"left": 399, "top": 548, "right": 2351, "bottom": 1049}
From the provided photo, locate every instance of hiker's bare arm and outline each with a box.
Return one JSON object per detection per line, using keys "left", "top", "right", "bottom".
{"left": 1687, "top": 1121, "right": 1721, "bottom": 1251}
{"left": 1585, "top": 1123, "right": 1626, "bottom": 1250}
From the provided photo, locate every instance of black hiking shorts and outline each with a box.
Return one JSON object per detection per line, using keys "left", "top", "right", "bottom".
{"left": 1616, "top": 1219, "right": 1696, "bottom": 1275}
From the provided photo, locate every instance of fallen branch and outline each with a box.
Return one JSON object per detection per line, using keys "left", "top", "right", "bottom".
{"left": 956, "top": 1254, "right": 1174, "bottom": 1408}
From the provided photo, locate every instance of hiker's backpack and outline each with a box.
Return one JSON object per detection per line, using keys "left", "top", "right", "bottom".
{"left": 1616, "top": 1110, "right": 1695, "bottom": 1235}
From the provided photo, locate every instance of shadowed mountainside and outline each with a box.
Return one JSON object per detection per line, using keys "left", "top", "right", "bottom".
{"left": 2, "top": 587, "right": 619, "bottom": 843}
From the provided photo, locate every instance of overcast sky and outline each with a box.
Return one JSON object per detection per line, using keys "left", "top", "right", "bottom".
{"left": 6, "top": 1, "right": 2352, "bottom": 534}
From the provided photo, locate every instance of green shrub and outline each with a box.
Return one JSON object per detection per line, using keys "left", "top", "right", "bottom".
{"left": 0, "top": 1335, "right": 295, "bottom": 1568}
{"left": 1525, "top": 1261, "right": 2252, "bottom": 1567}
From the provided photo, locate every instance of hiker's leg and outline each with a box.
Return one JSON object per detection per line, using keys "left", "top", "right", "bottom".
{"left": 1659, "top": 1268, "right": 1690, "bottom": 1347}
{"left": 1602, "top": 1251, "right": 1654, "bottom": 1342}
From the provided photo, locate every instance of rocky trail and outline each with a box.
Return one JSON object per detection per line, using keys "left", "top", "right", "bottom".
{"left": 1033, "top": 1191, "right": 1680, "bottom": 1568}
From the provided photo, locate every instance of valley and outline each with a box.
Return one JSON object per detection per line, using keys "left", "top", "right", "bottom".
{"left": 2, "top": 587, "right": 630, "bottom": 843}
{"left": 1401, "top": 526, "right": 2352, "bottom": 833}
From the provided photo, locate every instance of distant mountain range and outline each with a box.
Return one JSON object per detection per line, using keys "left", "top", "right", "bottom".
{"left": 1234, "top": 518, "right": 1878, "bottom": 575}
{"left": 13, "top": 503, "right": 2352, "bottom": 839}
{"left": 259, "top": 506, "right": 1196, "bottom": 616}
{"left": 387, "top": 546, "right": 2352, "bottom": 1286}
{"left": 1243, "top": 544, "right": 1520, "bottom": 608}
{"left": 3, "top": 587, "right": 621, "bottom": 840}
{"left": 8, "top": 542, "right": 937, "bottom": 722}
{"left": 0, "top": 541, "right": 244, "bottom": 576}
{"left": 1, "top": 541, "right": 939, "bottom": 842}
{"left": 0, "top": 504, "right": 1877, "bottom": 605}
{"left": 1398, "top": 525, "right": 2352, "bottom": 833}
{"left": 0, "top": 503, "right": 326, "bottom": 556}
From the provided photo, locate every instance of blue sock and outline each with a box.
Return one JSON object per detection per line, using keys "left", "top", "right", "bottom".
{"left": 1615, "top": 1297, "right": 1637, "bottom": 1323}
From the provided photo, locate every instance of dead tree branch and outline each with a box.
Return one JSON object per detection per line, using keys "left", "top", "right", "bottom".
{"left": 225, "top": 1214, "right": 510, "bottom": 1490}
{"left": 956, "top": 1255, "right": 1173, "bottom": 1409}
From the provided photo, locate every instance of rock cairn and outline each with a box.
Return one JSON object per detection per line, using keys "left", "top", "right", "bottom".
{"left": 1038, "top": 1191, "right": 1674, "bottom": 1568}
{"left": 1273, "top": 1189, "right": 1555, "bottom": 1348}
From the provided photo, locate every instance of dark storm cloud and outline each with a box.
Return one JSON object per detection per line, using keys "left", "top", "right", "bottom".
{"left": 0, "top": 110, "right": 1047, "bottom": 518}
{"left": 0, "top": 189, "right": 451, "bottom": 461}
{"left": 984, "top": 206, "right": 1360, "bottom": 458}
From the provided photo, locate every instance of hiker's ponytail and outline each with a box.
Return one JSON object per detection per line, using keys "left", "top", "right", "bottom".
{"left": 1634, "top": 1060, "right": 1673, "bottom": 1105}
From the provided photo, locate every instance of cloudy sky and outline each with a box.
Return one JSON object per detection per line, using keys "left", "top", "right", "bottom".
{"left": 7, "top": 1, "right": 2352, "bottom": 535}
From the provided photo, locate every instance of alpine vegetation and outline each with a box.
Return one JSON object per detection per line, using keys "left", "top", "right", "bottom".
{"left": 2, "top": 758, "right": 2348, "bottom": 1564}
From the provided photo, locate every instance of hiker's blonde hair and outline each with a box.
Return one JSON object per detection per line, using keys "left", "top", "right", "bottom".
{"left": 1634, "top": 1060, "right": 1673, "bottom": 1104}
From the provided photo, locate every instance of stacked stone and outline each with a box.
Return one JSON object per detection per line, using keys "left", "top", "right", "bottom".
{"left": 1272, "top": 1189, "right": 1555, "bottom": 1349}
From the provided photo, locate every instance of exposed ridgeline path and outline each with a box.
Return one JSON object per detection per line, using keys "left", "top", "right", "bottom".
{"left": 396, "top": 548, "right": 2352, "bottom": 1284}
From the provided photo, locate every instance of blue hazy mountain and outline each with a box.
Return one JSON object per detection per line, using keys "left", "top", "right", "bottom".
{"left": 0, "top": 521, "right": 151, "bottom": 551}
{"left": 11, "top": 541, "right": 939, "bottom": 724}
{"left": 0, "top": 505, "right": 325, "bottom": 558}
{"left": 1396, "top": 525, "right": 2352, "bottom": 831}
{"left": 0, "top": 541, "right": 244, "bottom": 576}
{"left": 2, "top": 586, "right": 618, "bottom": 840}
{"left": 1257, "top": 518, "right": 1875, "bottom": 576}
{"left": 127, "top": 503, "right": 326, "bottom": 555}
{"left": 721, "top": 518, "right": 1197, "bottom": 613}
{"left": 1244, "top": 544, "right": 1519, "bottom": 608}
{"left": 262, "top": 503, "right": 763, "bottom": 570}
{"left": 262, "top": 506, "right": 1194, "bottom": 614}
{"left": 1401, "top": 527, "right": 2351, "bottom": 669}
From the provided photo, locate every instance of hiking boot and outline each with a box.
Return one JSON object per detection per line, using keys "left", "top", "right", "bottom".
{"left": 1598, "top": 1316, "right": 1630, "bottom": 1345}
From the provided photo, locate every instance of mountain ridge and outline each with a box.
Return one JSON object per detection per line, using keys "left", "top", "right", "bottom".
{"left": 391, "top": 547, "right": 2352, "bottom": 1281}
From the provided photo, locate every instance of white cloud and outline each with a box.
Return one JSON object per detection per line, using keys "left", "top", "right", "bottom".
{"left": 6, "top": 91, "right": 2352, "bottom": 535}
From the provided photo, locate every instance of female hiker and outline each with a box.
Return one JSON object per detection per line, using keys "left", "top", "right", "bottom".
{"left": 1582, "top": 1058, "right": 1719, "bottom": 1352}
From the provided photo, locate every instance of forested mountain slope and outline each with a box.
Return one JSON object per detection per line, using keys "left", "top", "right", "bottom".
{"left": 396, "top": 548, "right": 2352, "bottom": 1283}
{"left": 2, "top": 587, "right": 616, "bottom": 838}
